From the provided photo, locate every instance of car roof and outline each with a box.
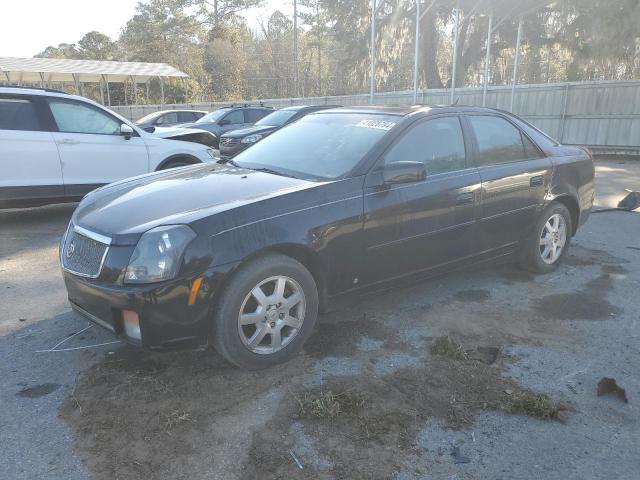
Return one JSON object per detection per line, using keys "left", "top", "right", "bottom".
{"left": 154, "top": 109, "right": 207, "bottom": 114}
{"left": 316, "top": 104, "right": 508, "bottom": 117}
{"left": 278, "top": 104, "right": 341, "bottom": 112}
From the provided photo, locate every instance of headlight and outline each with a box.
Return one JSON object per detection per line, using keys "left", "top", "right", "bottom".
{"left": 241, "top": 134, "right": 263, "bottom": 144}
{"left": 124, "top": 225, "right": 196, "bottom": 284}
{"left": 206, "top": 148, "right": 217, "bottom": 159}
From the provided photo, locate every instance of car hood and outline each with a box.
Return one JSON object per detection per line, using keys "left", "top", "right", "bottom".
{"left": 73, "top": 163, "right": 317, "bottom": 245}
{"left": 151, "top": 126, "right": 215, "bottom": 139}
{"left": 223, "top": 125, "right": 278, "bottom": 139}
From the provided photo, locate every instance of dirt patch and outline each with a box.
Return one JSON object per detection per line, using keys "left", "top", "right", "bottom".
{"left": 499, "top": 267, "right": 535, "bottom": 283}
{"left": 531, "top": 274, "right": 622, "bottom": 320}
{"left": 453, "top": 289, "right": 491, "bottom": 302}
{"left": 565, "top": 245, "right": 629, "bottom": 267}
{"left": 601, "top": 264, "right": 629, "bottom": 275}
{"left": 17, "top": 383, "right": 60, "bottom": 398}
{"left": 242, "top": 337, "right": 568, "bottom": 480}
{"left": 59, "top": 347, "right": 317, "bottom": 479}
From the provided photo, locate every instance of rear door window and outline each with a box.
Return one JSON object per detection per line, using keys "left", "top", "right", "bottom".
{"left": 468, "top": 115, "right": 529, "bottom": 165}
{"left": 156, "top": 112, "right": 178, "bottom": 125}
{"left": 178, "top": 112, "right": 195, "bottom": 123}
{"left": 0, "top": 96, "right": 42, "bottom": 131}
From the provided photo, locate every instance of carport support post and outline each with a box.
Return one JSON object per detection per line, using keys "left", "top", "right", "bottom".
{"left": 482, "top": 14, "right": 493, "bottom": 107}
{"left": 160, "top": 77, "right": 165, "bottom": 106}
{"left": 131, "top": 76, "right": 137, "bottom": 105}
{"left": 450, "top": 2, "right": 460, "bottom": 104}
{"left": 100, "top": 78, "right": 105, "bottom": 104}
{"left": 510, "top": 18, "right": 522, "bottom": 112}
{"left": 103, "top": 75, "right": 111, "bottom": 106}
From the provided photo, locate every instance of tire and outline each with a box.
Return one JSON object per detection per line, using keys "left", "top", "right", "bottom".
{"left": 519, "top": 202, "right": 572, "bottom": 274}
{"left": 212, "top": 253, "right": 319, "bottom": 370}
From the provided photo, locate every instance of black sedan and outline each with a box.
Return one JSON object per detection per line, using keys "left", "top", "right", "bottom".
{"left": 60, "top": 106, "right": 594, "bottom": 369}
{"left": 218, "top": 105, "right": 340, "bottom": 159}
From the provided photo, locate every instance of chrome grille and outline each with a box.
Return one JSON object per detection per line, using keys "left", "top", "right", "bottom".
{"left": 220, "top": 137, "right": 239, "bottom": 147}
{"left": 61, "top": 225, "right": 110, "bottom": 278}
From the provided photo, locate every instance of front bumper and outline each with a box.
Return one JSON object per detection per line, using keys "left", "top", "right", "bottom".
{"left": 219, "top": 141, "right": 249, "bottom": 159}
{"left": 63, "top": 267, "right": 232, "bottom": 350}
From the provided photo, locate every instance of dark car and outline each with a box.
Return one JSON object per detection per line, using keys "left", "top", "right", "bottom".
{"left": 60, "top": 106, "right": 594, "bottom": 369}
{"left": 219, "top": 105, "right": 340, "bottom": 159}
{"left": 134, "top": 109, "right": 207, "bottom": 131}
{"left": 184, "top": 104, "right": 274, "bottom": 147}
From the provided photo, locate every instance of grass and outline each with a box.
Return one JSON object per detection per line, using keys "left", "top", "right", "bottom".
{"left": 431, "top": 335, "right": 469, "bottom": 361}
{"left": 299, "top": 391, "right": 365, "bottom": 419}
{"left": 497, "top": 390, "right": 565, "bottom": 421}
{"left": 163, "top": 409, "right": 195, "bottom": 433}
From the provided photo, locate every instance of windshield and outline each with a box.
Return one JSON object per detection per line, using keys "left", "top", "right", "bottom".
{"left": 196, "top": 109, "right": 230, "bottom": 124}
{"left": 233, "top": 113, "right": 398, "bottom": 180}
{"left": 255, "top": 109, "right": 298, "bottom": 127}
{"left": 134, "top": 112, "right": 162, "bottom": 125}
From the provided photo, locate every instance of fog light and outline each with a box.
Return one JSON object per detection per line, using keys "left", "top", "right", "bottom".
{"left": 122, "top": 310, "right": 141, "bottom": 340}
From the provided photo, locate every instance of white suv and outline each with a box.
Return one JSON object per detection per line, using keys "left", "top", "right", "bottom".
{"left": 0, "top": 86, "right": 217, "bottom": 208}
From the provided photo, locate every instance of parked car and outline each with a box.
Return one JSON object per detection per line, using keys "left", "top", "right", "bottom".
{"left": 60, "top": 105, "right": 594, "bottom": 369}
{"left": 184, "top": 104, "right": 274, "bottom": 147}
{"left": 219, "top": 105, "right": 340, "bottom": 159}
{"left": 0, "top": 86, "right": 217, "bottom": 208}
{"left": 134, "top": 109, "right": 207, "bottom": 131}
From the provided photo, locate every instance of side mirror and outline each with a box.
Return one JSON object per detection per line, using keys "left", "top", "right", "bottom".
{"left": 218, "top": 119, "right": 230, "bottom": 126}
{"left": 382, "top": 161, "right": 426, "bottom": 185}
{"left": 120, "top": 124, "right": 134, "bottom": 140}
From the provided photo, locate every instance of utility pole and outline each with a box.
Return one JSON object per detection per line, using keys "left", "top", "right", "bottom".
{"left": 510, "top": 18, "right": 523, "bottom": 112}
{"left": 482, "top": 14, "right": 493, "bottom": 106}
{"left": 413, "top": 0, "right": 420, "bottom": 104}
{"left": 293, "top": 0, "right": 298, "bottom": 97}
{"left": 369, "top": 0, "right": 377, "bottom": 103}
{"left": 450, "top": 1, "right": 460, "bottom": 104}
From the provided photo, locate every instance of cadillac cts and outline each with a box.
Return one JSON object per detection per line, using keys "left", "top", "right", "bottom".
{"left": 60, "top": 106, "right": 594, "bottom": 369}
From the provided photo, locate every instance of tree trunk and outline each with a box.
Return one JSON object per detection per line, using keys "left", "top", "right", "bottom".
{"left": 420, "top": 11, "right": 443, "bottom": 89}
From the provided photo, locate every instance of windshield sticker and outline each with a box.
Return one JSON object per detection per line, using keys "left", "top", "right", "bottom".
{"left": 355, "top": 119, "right": 396, "bottom": 130}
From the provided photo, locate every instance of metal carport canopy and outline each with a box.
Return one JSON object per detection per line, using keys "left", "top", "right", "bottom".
{"left": 0, "top": 57, "right": 188, "bottom": 84}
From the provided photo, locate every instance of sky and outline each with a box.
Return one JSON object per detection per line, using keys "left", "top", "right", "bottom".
{"left": 0, "top": 0, "right": 286, "bottom": 58}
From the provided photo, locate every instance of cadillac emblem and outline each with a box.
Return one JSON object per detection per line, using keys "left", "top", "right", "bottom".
{"left": 66, "top": 240, "right": 75, "bottom": 259}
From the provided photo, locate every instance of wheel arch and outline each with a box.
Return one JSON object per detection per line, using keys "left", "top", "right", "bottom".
{"left": 155, "top": 153, "right": 202, "bottom": 171}
{"left": 213, "top": 243, "right": 329, "bottom": 313}
{"left": 548, "top": 194, "right": 580, "bottom": 236}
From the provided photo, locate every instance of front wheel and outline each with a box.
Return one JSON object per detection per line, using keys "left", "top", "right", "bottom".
{"left": 520, "top": 202, "right": 572, "bottom": 274}
{"left": 212, "top": 253, "right": 319, "bottom": 370}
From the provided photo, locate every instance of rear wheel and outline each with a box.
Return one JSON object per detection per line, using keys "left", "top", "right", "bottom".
{"left": 212, "top": 253, "right": 319, "bottom": 370}
{"left": 520, "top": 202, "right": 572, "bottom": 274}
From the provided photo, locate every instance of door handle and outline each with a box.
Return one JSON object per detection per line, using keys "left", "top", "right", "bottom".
{"left": 456, "top": 191, "right": 475, "bottom": 205}
{"left": 530, "top": 175, "right": 544, "bottom": 187}
{"left": 59, "top": 138, "right": 80, "bottom": 145}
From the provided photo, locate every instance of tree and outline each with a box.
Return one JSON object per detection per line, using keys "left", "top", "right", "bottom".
{"left": 77, "top": 32, "right": 118, "bottom": 60}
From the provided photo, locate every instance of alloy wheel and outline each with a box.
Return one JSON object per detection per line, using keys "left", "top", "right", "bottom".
{"left": 237, "top": 275, "right": 306, "bottom": 354}
{"left": 539, "top": 213, "right": 567, "bottom": 264}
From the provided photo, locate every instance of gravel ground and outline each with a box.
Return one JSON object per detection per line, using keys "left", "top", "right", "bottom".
{"left": 0, "top": 159, "right": 638, "bottom": 480}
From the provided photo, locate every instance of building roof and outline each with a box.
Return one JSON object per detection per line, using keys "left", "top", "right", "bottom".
{"left": 0, "top": 57, "right": 188, "bottom": 84}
